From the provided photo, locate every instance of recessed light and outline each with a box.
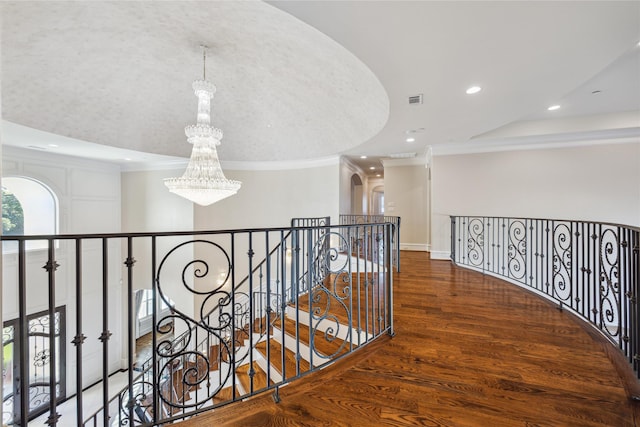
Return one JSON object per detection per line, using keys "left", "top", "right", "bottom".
{"left": 123, "top": 158, "right": 132, "bottom": 161}
{"left": 406, "top": 137, "right": 415, "bottom": 143}
{"left": 369, "top": 166, "right": 375, "bottom": 170}
{"left": 48, "top": 144, "right": 59, "bottom": 148}
{"left": 376, "top": 174, "right": 381, "bottom": 177}
{"left": 547, "top": 105, "right": 561, "bottom": 111}
{"left": 266, "top": 123, "right": 272, "bottom": 128}
{"left": 360, "top": 155, "right": 367, "bottom": 159}
{"left": 466, "top": 86, "right": 482, "bottom": 95}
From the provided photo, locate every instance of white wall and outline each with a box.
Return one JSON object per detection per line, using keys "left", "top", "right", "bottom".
{"left": 383, "top": 162, "right": 429, "bottom": 251}
{"left": 2, "top": 146, "right": 123, "bottom": 395}
{"left": 121, "top": 168, "right": 196, "bottom": 340}
{"left": 430, "top": 141, "right": 640, "bottom": 258}
{"left": 195, "top": 163, "right": 340, "bottom": 230}
{"left": 123, "top": 163, "right": 340, "bottom": 326}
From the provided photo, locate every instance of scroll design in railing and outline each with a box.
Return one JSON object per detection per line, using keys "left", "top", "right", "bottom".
{"left": 2, "top": 221, "right": 395, "bottom": 426}
{"left": 466, "top": 217, "right": 484, "bottom": 267}
{"left": 309, "top": 231, "right": 351, "bottom": 360}
{"left": 451, "top": 216, "right": 640, "bottom": 389}
{"left": 153, "top": 239, "right": 234, "bottom": 415}
{"left": 508, "top": 220, "right": 527, "bottom": 281}
{"left": 600, "top": 227, "right": 621, "bottom": 339}
{"left": 552, "top": 222, "right": 572, "bottom": 302}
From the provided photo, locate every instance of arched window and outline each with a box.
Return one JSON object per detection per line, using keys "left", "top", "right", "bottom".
{"left": 2, "top": 176, "right": 58, "bottom": 250}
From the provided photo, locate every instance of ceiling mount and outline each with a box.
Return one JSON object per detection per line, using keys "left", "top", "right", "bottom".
{"left": 408, "top": 94, "right": 423, "bottom": 105}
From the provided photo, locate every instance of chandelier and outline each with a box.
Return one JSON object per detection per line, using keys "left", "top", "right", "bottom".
{"left": 165, "top": 45, "right": 241, "bottom": 206}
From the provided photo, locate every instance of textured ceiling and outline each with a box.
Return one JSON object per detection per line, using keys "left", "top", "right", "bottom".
{"left": 1, "top": 1, "right": 639, "bottom": 173}
{"left": 1, "top": 1, "right": 388, "bottom": 161}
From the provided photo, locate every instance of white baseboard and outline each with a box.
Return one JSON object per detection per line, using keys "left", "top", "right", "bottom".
{"left": 399, "top": 243, "right": 429, "bottom": 251}
{"left": 429, "top": 251, "right": 451, "bottom": 260}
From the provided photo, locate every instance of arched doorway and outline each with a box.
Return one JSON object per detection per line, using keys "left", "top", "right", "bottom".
{"left": 371, "top": 185, "right": 384, "bottom": 215}
{"left": 350, "top": 174, "right": 363, "bottom": 215}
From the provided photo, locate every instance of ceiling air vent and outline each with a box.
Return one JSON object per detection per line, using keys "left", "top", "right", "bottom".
{"left": 408, "top": 94, "right": 423, "bottom": 105}
{"left": 389, "top": 152, "right": 417, "bottom": 159}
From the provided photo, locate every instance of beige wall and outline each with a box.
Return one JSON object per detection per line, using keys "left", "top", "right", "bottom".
{"left": 195, "top": 164, "right": 340, "bottom": 230}
{"left": 121, "top": 168, "right": 195, "bottom": 335}
{"left": 430, "top": 141, "right": 640, "bottom": 258}
{"left": 384, "top": 164, "right": 429, "bottom": 250}
{"left": 122, "top": 168, "right": 193, "bottom": 233}
{"left": 339, "top": 158, "right": 366, "bottom": 215}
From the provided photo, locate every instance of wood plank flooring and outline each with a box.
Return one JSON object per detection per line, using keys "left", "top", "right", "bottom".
{"left": 176, "top": 251, "right": 639, "bottom": 426}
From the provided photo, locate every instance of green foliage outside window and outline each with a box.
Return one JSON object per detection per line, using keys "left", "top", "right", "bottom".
{"left": 2, "top": 188, "right": 24, "bottom": 235}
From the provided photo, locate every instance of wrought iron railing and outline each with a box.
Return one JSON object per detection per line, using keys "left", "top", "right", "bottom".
{"left": 450, "top": 216, "right": 640, "bottom": 389}
{"left": 339, "top": 215, "right": 400, "bottom": 272}
{"left": 1, "top": 220, "right": 395, "bottom": 426}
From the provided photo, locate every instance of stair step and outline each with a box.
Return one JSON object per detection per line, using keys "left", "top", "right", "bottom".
{"left": 274, "top": 316, "right": 351, "bottom": 361}
{"left": 212, "top": 385, "right": 241, "bottom": 405}
{"left": 293, "top": 274, "right": 387, "bottom": 335}
{"left": 236, "top": 361, "right": 271, "bottom": 396}
{"left": 255, "top": 337, "right": 311, "bottom": 380}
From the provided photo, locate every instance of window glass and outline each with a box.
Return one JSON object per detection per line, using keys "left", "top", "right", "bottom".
{"left": 2, "top": 177, "right": 58, "bottom": 251}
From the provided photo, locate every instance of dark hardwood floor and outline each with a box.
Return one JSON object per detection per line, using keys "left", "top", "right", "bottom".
{"left": 177, "top": 251, "right": 639, "bottom": 426}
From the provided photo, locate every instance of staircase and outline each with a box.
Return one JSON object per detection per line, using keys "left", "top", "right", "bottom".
{"left": 79, "top": 220, "right": 394, "bottom": 426}
{"left": 145, "top": 270, "right": 378, "bottom": 422}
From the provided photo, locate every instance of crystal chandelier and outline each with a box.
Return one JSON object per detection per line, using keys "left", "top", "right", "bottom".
{"left": 165, "top": 46, "right": 241, "bottom": 206}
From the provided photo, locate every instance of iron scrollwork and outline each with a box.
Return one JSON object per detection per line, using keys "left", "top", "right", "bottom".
{"left": 309, "top": 232, "right": 351, "bottom": 360}
{"left": 466, "top": 218, "right": 484, "bottom": 267}
{"left": 507, "top": 220, "right": 527, "bottom": 282}
{"left": 553, "top": 223, "right": 572, "bottom": 302}
{"left": 599, "top": 227, "right": 620, "bottom": 338}
{"left": 151, "top": 239, "right": 235, "bottom": 412}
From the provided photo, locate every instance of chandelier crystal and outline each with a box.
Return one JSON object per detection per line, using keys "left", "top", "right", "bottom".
{"left": 165, "top": 46, "right": 241, "bottom": 206}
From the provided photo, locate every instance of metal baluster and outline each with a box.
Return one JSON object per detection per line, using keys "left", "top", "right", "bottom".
{"left": 227, "top": 233, "right": 236, "bottom": 401}
{"left": 292, "top": 229, "right": 301, "bottom": 378}
{"left": 16, "top": 239, "right": 28, "bottom": 426}
{"left": 386, "top": 224, "right": 394, "bottom": 337}
{"left": 124, "top": 237, "right": 136, "bottom": 424}
{"left": 151, "top": 235, "right": 159, "bottom": 425}
{"left": 265, "top": 232, "right": 272, "bottom": 386}
{"left": 355, "top": 225, "right": 362, "bottom": 347}
{"left": 306, "top": 228, "right": 314, "bottom": 368}
{"left": 99, "top": 238, "right": 111, "bottom": 427}
{"left": 73, "top": 239, "right": 86, "bottom": 425}
{"left": 247, "top": 232, "right": 255, "bottom": 393}
{"left": 44, "top": 238, "right": 60, "bottom": 426}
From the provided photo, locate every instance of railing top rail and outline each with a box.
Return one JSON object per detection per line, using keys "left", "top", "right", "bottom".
{"left": 0, "top": 222, "right": 395, "bottom": 242}
{"left": 449, "top": 215, "right": 640, "bottom": 233}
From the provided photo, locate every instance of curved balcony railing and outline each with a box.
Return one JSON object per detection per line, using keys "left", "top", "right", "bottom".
{"left": 85, "top": 217, "right": 331, "bottom": 425}
{"left": 339, "top": 215, "right": 400, "bottom": 272}
{"left": 1, "top": 219, "right": 395, "bottom": 426}
{"left": 450, "top": 216, "right": 640, "bottom": 391}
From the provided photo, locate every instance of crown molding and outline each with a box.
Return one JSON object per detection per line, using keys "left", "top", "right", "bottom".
{"left": 430, "top": 127, "right": 640, "bottom": 156}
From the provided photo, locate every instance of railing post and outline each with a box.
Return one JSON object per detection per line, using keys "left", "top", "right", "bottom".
{"left": 99, "top": 238, "right": 111, "bottom": 427}
{"left": 395, "top": 217, "right": 401, "bottom": 272}
{"left": 450, "top": 216, "right": 456, "bottom": 264}
{"left": 633, "top": 229, "right": 640, "bottom": 384}
{"left": 72, "top": 238, "right": 86, "bottom": 425}
{"left": 151, "top": 235, "right": 159, "bottom": 424}
{"left": 386, "top": 224, "right": 395, "bottom": 337}
{"left": 44, "top": 238, "right": 60, "bottom": 426}
{"left": 124, "top": 237, "right": 136, "bottom": 423}
{"left": 17, "top": 239, "right": 29, "bottom": 426}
